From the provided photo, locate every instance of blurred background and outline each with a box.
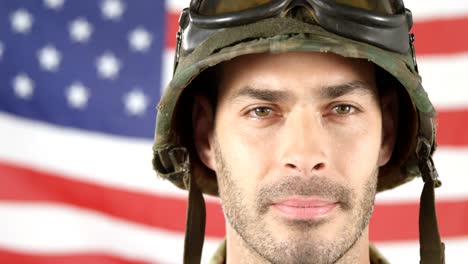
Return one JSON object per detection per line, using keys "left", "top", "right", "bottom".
{"left": 0, "top": 0, "right": 466, "bottom": 263}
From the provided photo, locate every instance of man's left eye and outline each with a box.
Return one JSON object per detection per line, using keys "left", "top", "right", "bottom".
{"left": 250, "top": 107, "right": 273, "bottom": 118}
{"left": 333, "top": 104, "right": 355, "bottom": 115}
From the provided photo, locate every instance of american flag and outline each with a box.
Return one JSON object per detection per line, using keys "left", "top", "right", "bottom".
{"left": 0, "top": 0, "right": 466, "bottom": 263}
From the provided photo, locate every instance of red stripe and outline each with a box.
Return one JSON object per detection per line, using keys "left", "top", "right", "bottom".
{"left": 165, "top": 12, "right": 179, "bottom": 50}
{"left": 0, "top": 248, "right": 151, "bottom": 264}
{"left": 436, "top": 108, "right": 468, "bottom": 147}
{"left": 165, "top": 11, "right": 468, "bottom": 55}
{"left": 0, "top": 161, "right": 225, "bottom": 237}
{"left": 0, "top": 161, "right": 467, "bottom": 241}
{"left": 412, "top": 16, "right": 468, "bottom": 56}
{"left": 370, "top": 199, "right": 468, "bottom": 242}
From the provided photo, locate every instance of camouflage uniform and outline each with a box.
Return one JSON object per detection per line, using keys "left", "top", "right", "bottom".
{"left": 153, "top": 2, "right": 445, "bottom": 263}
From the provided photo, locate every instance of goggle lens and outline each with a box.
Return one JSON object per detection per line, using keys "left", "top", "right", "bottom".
{"left": 332, "top": 0, "right": 401, "bottom": 15}
{"left": 195, "top": 0, "right": 402, "bottom": 16}
{"left": 196, "top": 0, "right": 273, "bottom": 15}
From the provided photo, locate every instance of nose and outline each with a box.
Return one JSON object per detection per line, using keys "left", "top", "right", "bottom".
{"left": 279, "top": 108, "right": 327, "bottom": 175}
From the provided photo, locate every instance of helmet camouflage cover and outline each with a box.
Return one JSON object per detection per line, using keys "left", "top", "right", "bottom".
{"left": 152, "top": 1, "right": 444, "bottom": 263}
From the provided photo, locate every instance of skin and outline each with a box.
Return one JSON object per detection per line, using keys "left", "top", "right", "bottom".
{"left": 193, "top": 52, "right": 396, "bottom": 264}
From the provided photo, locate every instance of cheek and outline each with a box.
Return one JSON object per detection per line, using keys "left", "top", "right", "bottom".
{"left": 328, "top": 117, "right": 382, "bottom": 183}
{"left": 215, "top": 121, "right": 276, "bottom": 190}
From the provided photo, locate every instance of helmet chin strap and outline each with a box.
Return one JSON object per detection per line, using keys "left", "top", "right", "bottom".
{"left": 156, "top": 146, "right": 207, "bottom": 264}
{"left": 418, "top": 171, "right": 444, "bottom": 264}
{"left": 183, "top": 167, "right": 206, "bottom": 264}
{"left": 417, "top": 113, "right": 445, "bottom": 264}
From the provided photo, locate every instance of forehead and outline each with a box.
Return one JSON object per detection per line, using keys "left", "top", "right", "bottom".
{"left": 216, "top": 51, "right": 376, "bottom": 98}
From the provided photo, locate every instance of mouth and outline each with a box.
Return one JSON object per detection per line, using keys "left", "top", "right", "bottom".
{"left": 271, "top": 198, "right": 339, "bottom": 221}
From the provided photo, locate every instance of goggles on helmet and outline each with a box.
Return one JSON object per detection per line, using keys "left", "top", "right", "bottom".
{"left": 174, "top": 0, "right": 414, "bottom": 72}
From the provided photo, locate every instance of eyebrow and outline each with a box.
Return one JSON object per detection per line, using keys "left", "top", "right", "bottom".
{"left": 231, "top": 87, "right": 294, "bottom": 102}
{"left": 319, "top": 80, "right": 374, "bottom": 99}
{"left": 229, "top": 80, "right": 373, "bottom": 102}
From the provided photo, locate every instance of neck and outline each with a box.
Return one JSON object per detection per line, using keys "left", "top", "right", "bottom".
{"left": 335, "top": 227, "right": 371, "bottom": 264}
{"left": 225, "top": 223, "right": 371, "bottom": 264}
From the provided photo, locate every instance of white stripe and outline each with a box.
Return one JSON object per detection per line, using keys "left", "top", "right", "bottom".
{"left": 161, "top": 50, "right": 175, "bottom": 92}
{"left": 163, "top": 49, "right": 468, "bottom": 109}
{"left": 377, "top": 147, "right": 468, "bottom": 203}
{"left": 166, "top": 0, "right": 468, "bottom": 22}
{"left": 0, "top": 111, "right": 187, "bottom": 198}
{"left": 375, "top": 238, "right": 468, "bottom": 264}
{"left": 419, "top": 53, "right": 468, "bottom": 109}
{"left": 405, "top": 0, "right": 468, "bottom": 21}
{"left": 0, "top": 111, "right": 220, "bottom": 202}
{"left": 0, "top": 202, "right": 222, "bottom": 264}
{"left": 166, "top": 0, "right": 190, "bottom": 12}
{"left": 0, "top": 111, "right": 467, "bottom": 203}
{"left": 1, "top": 203, "right": 466, "bottom": 264}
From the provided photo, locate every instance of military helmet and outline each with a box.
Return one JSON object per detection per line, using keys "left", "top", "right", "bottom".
{"left": 152, "top": 1, "right": 444, "bottom": 263}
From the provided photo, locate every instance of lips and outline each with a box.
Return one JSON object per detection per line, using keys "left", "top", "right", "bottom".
{"left": 271, "top": 198, "right": 338, "bottom": 220}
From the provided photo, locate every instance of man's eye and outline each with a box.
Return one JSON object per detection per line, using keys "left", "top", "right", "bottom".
{"left": 249, "top": 107, "right": 273, "bottom": 118}
{"left": 333, "top": 104, "right": 355, "bottom": 115}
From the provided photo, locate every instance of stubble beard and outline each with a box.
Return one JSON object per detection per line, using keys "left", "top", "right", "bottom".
{"left": 214, "top": 139, "right": 378, "bottom": 264}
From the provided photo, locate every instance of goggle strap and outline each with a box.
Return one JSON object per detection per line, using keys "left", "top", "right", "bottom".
{"left": 183, "top": 169, "right": 206, "bottom": 264}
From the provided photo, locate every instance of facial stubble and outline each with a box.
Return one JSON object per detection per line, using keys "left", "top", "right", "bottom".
{"left": 214, "top": 138, "right": 378, "bottom": 264}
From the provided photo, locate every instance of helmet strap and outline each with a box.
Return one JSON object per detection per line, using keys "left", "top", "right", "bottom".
{"left": 417, "top": 135, "right": 445, "bottom": 264}
{"left": 419, "top": 176, "right": 445, "bottom": 264}
{"left": 183, "top": 170, "right": 206, "bottom": 264}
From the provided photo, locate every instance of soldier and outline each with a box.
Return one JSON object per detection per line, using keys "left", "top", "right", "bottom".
{"left": 153, "top": 1, "right": 445, "bottom": 263}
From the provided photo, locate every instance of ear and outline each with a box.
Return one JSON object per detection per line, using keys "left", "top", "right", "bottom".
{"left": 192, "top": 95, "right": 217, "bottom": 171}
{"left": 378, "top": 87, "right": 398, "bottom": 167}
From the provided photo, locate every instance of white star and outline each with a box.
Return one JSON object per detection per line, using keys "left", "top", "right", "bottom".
{"left": 10, "top": 9, "right": 34, "bottom": 34}
{"left": 13, "top": 73, "right": 34, "bottom": 99}
{"left": 101, "top": 0, "right": 125, "bottom": 21}
{"left": 128, "top": 27, "right": 153, "bottom": 52}
{"left": 96, "top": 52, "right": 121, "bottom": 79}
{"left": 69, "top": 17, "right": 93, "bottom": 43}
{"left": 37, "top": 45, "right": 62, "bottom": 72}
{"left": 123, "top": 89, "right": 149, "bottom": 116}
{"left": 43, "top": 0, "right": 65, "bottom": 10}
{"left": 66, "top": 82, "right": 90, "bottom": 109}
{"left": 0, "top": 42, "right": 4, "bottom": 60}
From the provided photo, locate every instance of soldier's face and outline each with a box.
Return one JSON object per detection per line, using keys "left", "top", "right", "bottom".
{"left": 194, "top": 52, "right": 395, "bottom": 263}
